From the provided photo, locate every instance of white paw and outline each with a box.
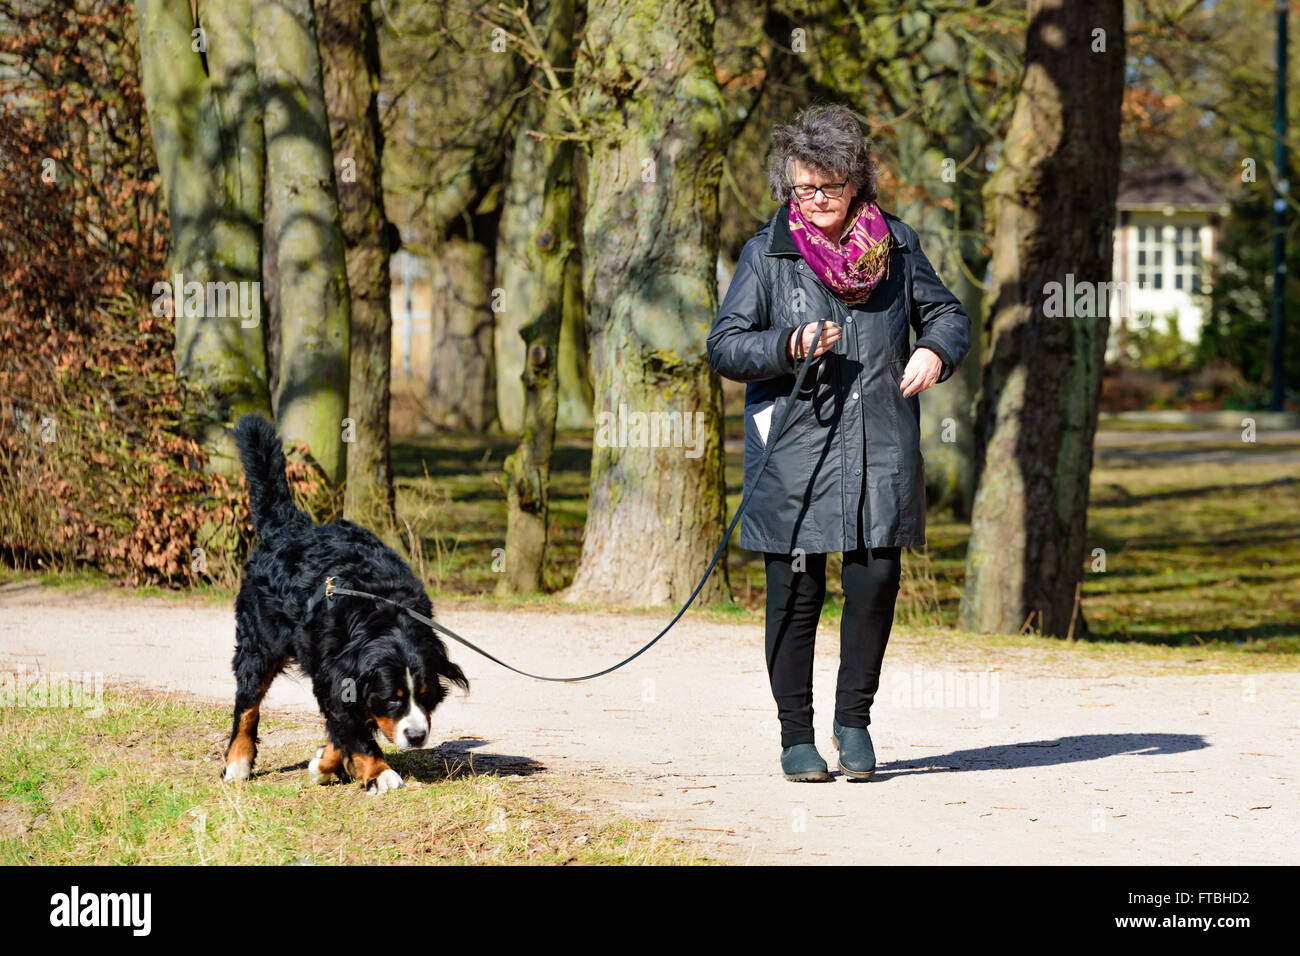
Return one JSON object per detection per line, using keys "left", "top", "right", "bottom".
{"left": 366, "top": 768, "right": 403, "bottom": 796}
{"left": 308, "top": 747, "right": 335, "bottom": 786}
{"left": 223, "top": 758, "right": 251, "bottom": 782}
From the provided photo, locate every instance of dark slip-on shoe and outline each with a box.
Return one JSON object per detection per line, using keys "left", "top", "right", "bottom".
{"left": 780, "top": 743, "right": 831, "bottom": 782}
{"left": 832, "top": 719, "right": 877, "bottom": 780}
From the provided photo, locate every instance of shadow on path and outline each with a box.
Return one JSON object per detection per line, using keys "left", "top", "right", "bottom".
{"left": 869, "top": 732, "right": 1207, "bottom": 782}
{"left": 390, "top": 737, "right": 547, "bottom": 782}
{"left": 263, "top": 738, "right": 546, "bottom": 783}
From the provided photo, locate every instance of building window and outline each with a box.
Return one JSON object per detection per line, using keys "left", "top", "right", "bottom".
{"left": 1133, "top": 221, "right": 1207, "bottom": 294}
{"left": 1135, "top": 225, "right": 1163, "bottom": 290}
{"left": 1172, "top": 225, "right": 1202, "bottom": 293}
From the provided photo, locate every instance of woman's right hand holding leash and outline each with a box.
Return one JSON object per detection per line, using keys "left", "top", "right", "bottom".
{"left": 787, "top": 320, "right": 841, "bottom": 360}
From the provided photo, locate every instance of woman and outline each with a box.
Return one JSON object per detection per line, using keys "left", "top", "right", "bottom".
{"left": 707, "top": 104, "right": 970, "bottom": 782}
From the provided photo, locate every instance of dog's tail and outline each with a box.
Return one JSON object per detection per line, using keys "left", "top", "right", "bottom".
{"left": 234, "top": 414, "right": 305, "bottom": 536}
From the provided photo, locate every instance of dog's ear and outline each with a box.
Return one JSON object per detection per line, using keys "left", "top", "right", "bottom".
{"left": 411, "top": 612, "right": 468, "bottom": 695}
{"left": 438, "top": 656, "right": 469, "bottom": 694}
{"left": 420, "top": 638, "right": 467, "bottom": 695}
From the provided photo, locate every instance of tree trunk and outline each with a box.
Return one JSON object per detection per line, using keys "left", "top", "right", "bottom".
{"left": 496, "top": 97, "right": 545, "bottom": 434}
{"left": 498, "top": 0, "right": 578, "bottom": 595}
{"left": 565, "top": 0, "right": 729, "bottom": 606}
{"left": 896, "top": 158, "right": 986, "bottom": 522}
{"left": 928, "top": 223, "right": 984, "bottom": 520}
{"left": 959, "top": 0, "right": 1126, "bottom": 637}
{"left": 556, "top": 146, "right": 593, "bottom": 430}
{"left": 135, "top": 0, "right": 271, "bottom": 472}
{"left": 893, "top": 134, "right": 986, "bottom": 521}
{"left": 496, "top": 44, "right": 593, "bottom": 435}
{"left": 868, "top": 9, "right": 992, "bottom": 521}
{"left": 315, "top": 0, "right": 398, "bottom": 536}
{"left": 254, "top": 0, "right": 351, "bottom": 489}
{"left": 427, "top": 232, "right": 498, "bottom": 431}
{"left": 263, "top": 162, "right": 281, "bottom": 405}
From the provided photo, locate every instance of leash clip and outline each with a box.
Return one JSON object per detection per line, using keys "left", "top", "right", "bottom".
{"left": 324, "top": 576, "right": 336, "bottom": 601}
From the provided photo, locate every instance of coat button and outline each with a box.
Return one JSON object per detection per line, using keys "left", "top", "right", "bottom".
{"left": 852, "top": 392, "right": 859, "bottom": 400}
{"left": 846, "top": 316, "right": 853, "bottom": 323}
{"left": 855, "top": 468, "right": 862, "bottom": 476}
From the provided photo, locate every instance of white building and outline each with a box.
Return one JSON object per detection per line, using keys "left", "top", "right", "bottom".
{"left": 1108, "top": 166, "right": 1230, "bottom": 361}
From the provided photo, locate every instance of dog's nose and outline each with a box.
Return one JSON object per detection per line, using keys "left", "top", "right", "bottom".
{"left": 405, "top": 727, "right": 427, "bottom": 747}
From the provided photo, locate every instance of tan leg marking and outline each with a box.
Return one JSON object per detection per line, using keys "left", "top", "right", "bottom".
{"left": 225, "top": 705, "right": 260, "bottom": 769}
{"left": 224, "top": 665, "right": 281, "bottom": 779}
{"left": 345, "top": 752, "right": 393, "bottom": 788}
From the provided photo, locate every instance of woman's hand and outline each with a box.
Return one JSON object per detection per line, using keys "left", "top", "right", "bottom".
{"left": 900, "top": 346, "right": 943, "bottom": 397}
{"left": 786, "top": 321, "right": 842, "bottom": 360}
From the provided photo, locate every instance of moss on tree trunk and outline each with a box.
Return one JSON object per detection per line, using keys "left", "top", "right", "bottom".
{"left": 135, "top": 0, "right": 271, "bottom": 472}
{"left": 497, "top": 0, "right": 578, "bottom": 595}
{"left": 253, "top": 0, "right": 351, "bottom": 490}
{"left": 565, "top": 0, "right": 730, "bottom": 606}
{"left": 315, "top": 0, "right": 398, "bottom": 538}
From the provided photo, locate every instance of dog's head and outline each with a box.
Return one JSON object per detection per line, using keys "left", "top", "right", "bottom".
{"left": 328, "top": 605, "right": 468, "bottom": 750}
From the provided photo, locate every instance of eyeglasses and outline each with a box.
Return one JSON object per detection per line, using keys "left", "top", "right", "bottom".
{"left": 793, "top": 181, "right": 848, "bottom": 201}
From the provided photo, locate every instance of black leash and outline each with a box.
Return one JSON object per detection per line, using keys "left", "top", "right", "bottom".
{"left": 306, "top": 320, "right": 829, "bottom": 683}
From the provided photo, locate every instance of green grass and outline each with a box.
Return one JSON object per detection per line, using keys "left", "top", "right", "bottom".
{"left": 1068, "top": 441, "right": 1300, "bottom": 652}
{"left": 0, "top": 692, "right": 713, "bottom": 865}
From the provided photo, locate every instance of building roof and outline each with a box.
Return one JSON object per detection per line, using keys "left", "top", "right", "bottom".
{"left": 1116, "top": 166, "right": 1228, "bottom": 212}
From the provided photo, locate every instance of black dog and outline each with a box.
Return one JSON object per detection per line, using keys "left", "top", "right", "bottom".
{"left": 222, "top": 414, "right": 467, "bottom": 794}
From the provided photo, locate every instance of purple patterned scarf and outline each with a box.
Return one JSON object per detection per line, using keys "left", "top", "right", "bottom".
{"left": 788, "top": 194, "right": 892, "bottom": 306}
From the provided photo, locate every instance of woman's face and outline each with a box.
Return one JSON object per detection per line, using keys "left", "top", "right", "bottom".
{"left": 791, "top": 159, "right": 857, "bottom": 242}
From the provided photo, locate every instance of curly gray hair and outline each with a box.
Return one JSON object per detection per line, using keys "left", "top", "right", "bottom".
{"left": 766, "top": 104, "right": 880, "bottom": 204}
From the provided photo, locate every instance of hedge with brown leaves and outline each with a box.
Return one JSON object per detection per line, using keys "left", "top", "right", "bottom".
{"left": 0, "top": 2, "right": 261, "bottom": 587}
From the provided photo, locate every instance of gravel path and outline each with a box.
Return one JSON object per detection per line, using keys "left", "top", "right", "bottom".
{"left": 2, "top": 582, "right": 1295, "bottom": 864}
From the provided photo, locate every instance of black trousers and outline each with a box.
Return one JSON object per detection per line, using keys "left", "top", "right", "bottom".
{"left": 763, "top": 547, "right": 902, "bottom": 748}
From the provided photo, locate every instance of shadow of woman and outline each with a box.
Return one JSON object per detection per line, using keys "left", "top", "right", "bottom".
{"left": 864, "top": 732, "right": 1208, "bottom": 782}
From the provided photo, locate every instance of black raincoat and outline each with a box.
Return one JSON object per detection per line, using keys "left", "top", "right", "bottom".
{"left": 707, "top": 205, "right": 971, "bottom": 554}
